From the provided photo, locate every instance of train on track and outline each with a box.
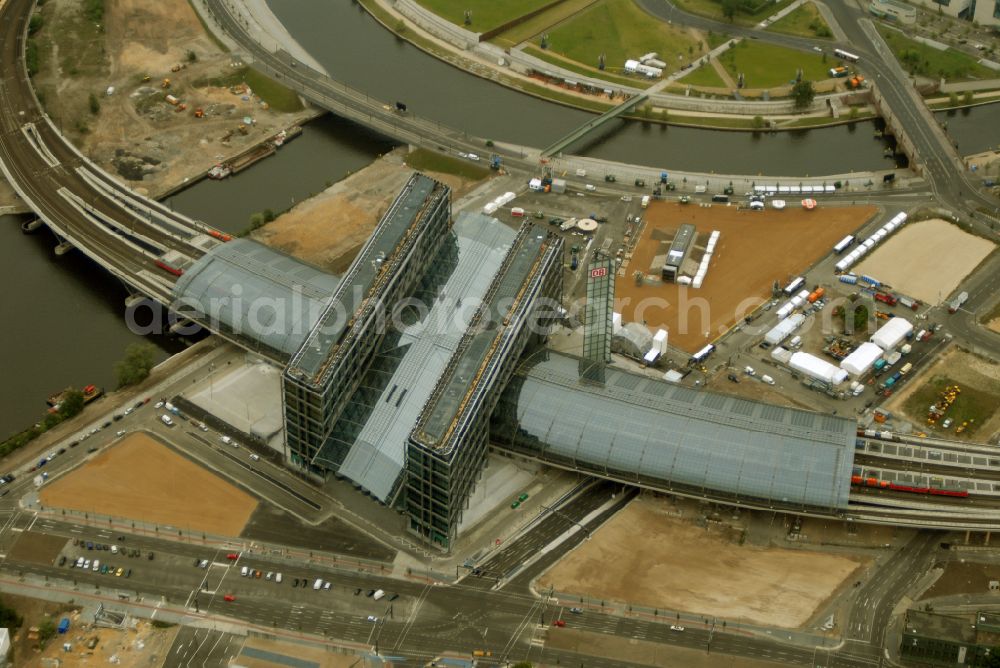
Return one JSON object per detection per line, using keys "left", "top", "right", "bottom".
{"left": 851, "top": 475, "right": 969, "bottom": 498}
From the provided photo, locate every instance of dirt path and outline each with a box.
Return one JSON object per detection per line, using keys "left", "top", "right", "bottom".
{"left": 537, "top": 495, "right": 865, "bottom": 628}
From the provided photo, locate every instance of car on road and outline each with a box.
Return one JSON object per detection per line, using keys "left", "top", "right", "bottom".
{"left": 366, "top": 589, "right": 376, "bottom": 597}
{"left": 198, "top": 422, "right": 208, "bottom": 432}
{"left": 111, "top": 545, "right": 118, "bottom": 554}
{"left": 116, "top": 567, "right": 124, "bottom": 577}
{"left": 354, "top": 588, "right": 362, "bottom": 595}
{"left": 553, "top": 619, "right": 566, "bottom": 627}
{"left": 199, "top": 559, "right": 209, "bottom": 568}
{"left": 670, "top": 625, "right": 685, "bottom": 631}
{"left": 58, "top": 556, "right": 66, "bottom": 566}
{"left": 388, "top": 593, "right": 399, "bottom": 602}
{"left": 147, "top": 552, "right": 154, "bottom": 560}
{"left": 241, "top": 566, "right": 249, "bottom": 577}
{"left": 249, "top": 454, "right": 260, "bottom": 461}
{"left": 569, "top": 607, "right": 583, "bottom": 614}
{"left": 254, "top": 570, "right": 262, "bottom": 579}
{"left": 224, "top": 594, "right": 236, "bottom": 602}
{"left": 101, "top": 421, "right": 112, "bottom": 429}
{"left": 367, "top": 615, "right": 378, "bottom": 622}
{"left": 193, "top": 558, "right": 201, "bottom": 567}
{"left": 813, "top": 46, "right": 822, "bottom": 52}
{"left": 323, "top": 581, "right": 331, "bottom": 590}
{"left": 113, "top": 414, "right": 123, "bottom": 422}
{"left": 116, "top": 430, "right": 126, "bottom": 437}
{"left": 942, "top": 418, "right": 953, "bottom": 429}
{"left": 83, "top": 559, "right": 91, "bottom": 570}
{"left": 585, "top": 184, "right": 596, "bottom": 192}
{"left": 266, "top": 572, "right": 273, "bottom": 580}
{"left": 275, "top": 573, "right": 282, "bottom": 583}
{"left": 154, "top": 401, "right": 164, "bottom": 409}
{"left": 124, "top": 406, "right": 134, "bottom": 415}
{"left": 226, "top": 553, "right": 239, "bottom": 560}
{"left": 86, "top": 542, "right": 93, "bottom": 550}
{"left": 293, "top": 578, "right": 299, "bottom": 587}
{"left": 466, "top": 153, "right": 479, "bottom": 161}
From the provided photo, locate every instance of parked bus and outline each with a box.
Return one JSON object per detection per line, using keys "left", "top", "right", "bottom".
{"left": 690, "top": 344, "right": 715, "bottom": 365}
{"left": 783, "top": 276, "right": 805, "bottom": 295}
{"left": 834, "top": 48, "right": 860, "bottom": 62}
{"left": 833, "top": 235, "right": 855, "bottom": 254}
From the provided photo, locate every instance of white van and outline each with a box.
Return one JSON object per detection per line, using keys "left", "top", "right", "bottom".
{"left": 275, "top": 573, "right": 283, "bottom": 583}
{"left": 761, "top": 375, "right": 775, "bottom": 385}
{"left": 161, "top": 415, "right": 174, "bottom": 427}
{"left": 240, "top": 566, "right": 248, "bottom": 577}
{"left": 313, "top": 578, "right": 323, "bottom": 590}
{"left": 744, "top": 366, "right": 756, "bottom": 376}
{"left": 373, "top": 589, "right": 385, "bottom": 601}
{"left": 93, "top": 559, "right": 100, "bottom": 572}
{"left": 510, "top": 207, "right": 525, "bottom": 217}
{"left": 788, "top": 336, "right": 802, "bottom": 349}
{"left": 695, "top": 185, "right": 707, "bottom": 194}
{"left": 76, "top": 556, "right": 85, "bottom": 568}
{"left": 641, "top": 195, "right": 650, "bottom": 209}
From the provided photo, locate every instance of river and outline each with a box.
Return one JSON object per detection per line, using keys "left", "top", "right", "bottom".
{"left": 0, "top": 117, "right": 391, "bottom": 440}
{"left": 265, "top": 0, "right": 896, "bottom": 176}
{"left": 936, "top": 101, "right": 1000, "bottom": 157}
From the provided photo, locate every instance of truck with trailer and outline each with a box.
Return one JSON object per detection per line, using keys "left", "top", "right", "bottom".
{"left": 874, "top": 293, "right": 897, "bottom": 306}
{"left": 947, "top": 291, "right": 968, "bottom": 314}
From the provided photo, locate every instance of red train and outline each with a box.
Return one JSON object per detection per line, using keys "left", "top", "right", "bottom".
{"left": 154, "top": 260, "right": 184, "bottom": 277}
{"left": 851, "top": 475, "right": 969, "bottom": 498}
{"left": 207, "top": 229, "right": 232, "bottom": 242}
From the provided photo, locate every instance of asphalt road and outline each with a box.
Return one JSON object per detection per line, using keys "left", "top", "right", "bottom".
{"left": 164, "top": 627, "right": 245, "bottom": 668}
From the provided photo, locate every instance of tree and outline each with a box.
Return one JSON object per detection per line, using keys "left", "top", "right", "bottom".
{"left": 721, "top": 0, "right": 739, "bottom": 21}
{"left": 963, "top": 90, "right": 974, "bottom": 105}
{"left": 186, "top": 50, "right": 197, "bottom": 63}
{"left": 752, "top": 115, "right": 765, "bottom": 129}
{"left": 88, "top": 92, "right": 100, "bottom": 115}
{"left": 791, "top": 80, "right": 815, "bottom": 110}
{"left": 58, "top": 389, "right": 85, "bottom": 419}
{"left": 38, "top": 617, "right": 56, "bottom": 647}
{"left": 0, "top": 598, "right": 22, "bottom": 629}
{"left": 114, "top": 342, "right": 156, "bottom": 388}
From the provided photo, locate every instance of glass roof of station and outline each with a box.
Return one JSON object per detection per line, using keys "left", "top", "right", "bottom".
{"left": 314, "top": 212, "right": 519, "bottom": 501}
{"left": 500, "top": 352, "right": 856, "bottom": 509}
{"left": 172, "top": 239, "right": 340, "bottom": 357}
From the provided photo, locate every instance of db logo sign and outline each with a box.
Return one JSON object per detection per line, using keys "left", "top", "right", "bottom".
{"left": 589, "top": 267, "right": 607, "bottom": 278}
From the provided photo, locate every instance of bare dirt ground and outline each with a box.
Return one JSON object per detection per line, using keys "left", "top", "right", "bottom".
{"left": 920, "top": 560, "right": 999, "bottom": 599}
{"left": 39, "top": 431, "right": 258, "bottom": 536}
{"left": 883, "top": 347, "right": 1000, "bottom": 442}
{"left": 253, "top": 148, "right": 485, "bottom": 272}
{"left": 547, "top": 628, "right": 785, "bottom": 667}
{"left": 14, "top": 604, "right": 179, "bottom": 668}
{"left": 989, "top": 317, "right": 1000, "bottom": 335}
{"left": 31, "top": 0, "right": 315, "bottom": 196}
{"left": 536, "top": 495, "right": 865, "bottom": 628}
{"left": 853, "top": 219, "right": 996, "bottom": 304}
{"left": 616, "top": 202, "right": 876, "bottom": 352}
{"left": 8, "top": 531, "right": 67, "bottom": 565}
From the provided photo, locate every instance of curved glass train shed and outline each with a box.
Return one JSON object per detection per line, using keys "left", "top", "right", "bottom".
{"left": 171, "top": 239, "right": 340, "bottom": 358}
{"left": 491, "top": 351, "right": 857, "bottom": 511}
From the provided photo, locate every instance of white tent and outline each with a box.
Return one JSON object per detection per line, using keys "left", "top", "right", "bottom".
{"left": 789, "top": 352, "right": 848, "bottom": 386}
{"left": 840, "top": 342, "right": 884, "bottom": 377}
{"left": 870, "top": 317, "right": 913, "bottom": 351}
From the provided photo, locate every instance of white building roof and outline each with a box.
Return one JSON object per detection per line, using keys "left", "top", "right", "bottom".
{"left": 790, "top": 352, "right": 848, "bottom": 386}
{"left": 870, "top": 317, "right": 913, "bottom": 351}
{"left": 840, "top": 342, "right": 884, "bottom": 377}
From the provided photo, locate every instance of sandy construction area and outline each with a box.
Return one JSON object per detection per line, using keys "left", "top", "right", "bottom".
{"left": 253, "top": 149, "right": 480, "bottom": 273}
{"left": 39, "top": 432, "right": 257, "bottom": 536}
{"left": 853, "top": 218, "right": 995, "bottom": 304}
{"left": 537, "top": 496, "right": 864, "bottom": 628}
{"left": 617, "top": 202, "right": 876, "bottom": 352}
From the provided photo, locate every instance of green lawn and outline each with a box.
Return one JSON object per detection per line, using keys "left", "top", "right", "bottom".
{"left": 541, "top": 0, "right": 703, "bottom": 79}
{"left": 416, "top": 0, "right": 552, "bottom": 32}
{"left": 767, "top": 2, "right": 833, "bottom": 39}
{"left": 491, "top": 0, "right": 597, "bottom": 47}
{"left": 671, "top": 0, "right": 797, "bottom": 26}
{"left": 903, "top": 375, "right": 1000, "bottom": 438}
{"left": 524, "top": 45, "right": 653, "bottom": 88}
{"left": 717, "top": 40, "right": 831, "bottom": 89}
{"left": 878, "top": 27, "right": 995, "bottom": 81}
{"left": 405, "top": 148, "right": 491, "bottom": 179}
{"left": 678, "top": 62, "right": 728, "bottom": 87}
